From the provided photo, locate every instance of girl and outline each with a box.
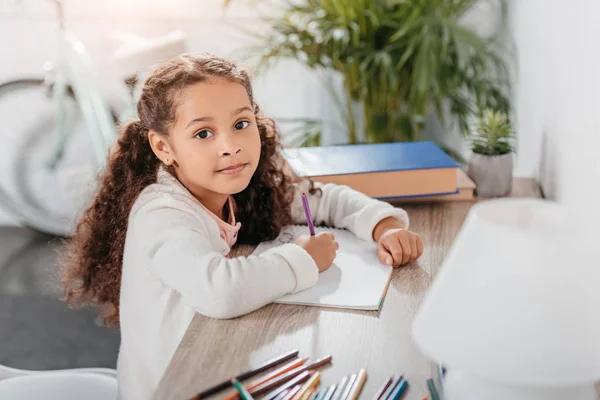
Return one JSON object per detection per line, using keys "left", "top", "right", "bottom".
{"left": 59, "top": 53, "right": 423, "bottom": 399}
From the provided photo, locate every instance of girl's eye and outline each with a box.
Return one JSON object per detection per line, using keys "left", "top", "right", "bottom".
{"left": 195, "top": 130, "right": 213, "bottom": 139}
{"left": 235, "top": 120, "right": 250, "bottom": 130}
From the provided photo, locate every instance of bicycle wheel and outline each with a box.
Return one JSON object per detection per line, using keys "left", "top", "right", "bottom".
{"left": 0, "top": 78, "right": 108, "bottom": 237}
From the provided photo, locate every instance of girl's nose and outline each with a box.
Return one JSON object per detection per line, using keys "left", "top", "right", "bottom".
{"left": 218, "top": 134, "right": 242, "bottom": 157}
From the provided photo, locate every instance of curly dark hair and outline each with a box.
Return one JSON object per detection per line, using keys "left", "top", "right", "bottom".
{"left": 59, "top": 53, "right": 300, "bottom": 326}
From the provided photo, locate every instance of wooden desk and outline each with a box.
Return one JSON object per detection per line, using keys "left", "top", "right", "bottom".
{"left": 153, "top": 178, "right": 542, "bottom": 400}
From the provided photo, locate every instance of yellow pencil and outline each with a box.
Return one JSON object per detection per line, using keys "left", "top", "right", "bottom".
{"left": 346, "top": 369, "right": 367, "bottom": 400}
{"left": 294, "top": 371, "right": 321, "bottom": 400}
{"left": 299, "top": 388, "right": 316, "bottom": 400}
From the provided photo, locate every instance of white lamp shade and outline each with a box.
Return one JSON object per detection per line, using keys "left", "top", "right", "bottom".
{"left": 412, "top": 198, "right": 600, "bottom": 386}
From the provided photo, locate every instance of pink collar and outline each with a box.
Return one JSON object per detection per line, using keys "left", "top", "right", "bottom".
{"left": 197, "top": 196, "right": 242, "bottom": 247}
{"left": 156, "top": 168, "right": 242, "bottom": 247}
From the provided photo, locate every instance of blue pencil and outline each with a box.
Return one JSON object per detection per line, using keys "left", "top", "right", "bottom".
{"left": 388, "top": 378, "right": 408, "bottom": 400}
{"left": 436, "top": 362, "right": 445, "bottom": 399}
{"left": 380, "top": 376, "right": 403, "bottom": 400}
{"left": 314, "top": 388, "right": 327, "bottom": 400}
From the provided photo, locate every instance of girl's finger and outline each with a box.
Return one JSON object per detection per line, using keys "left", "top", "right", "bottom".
{"left": 400, "top": 235, "right": 411, "bottom": 264}
{"left": 390, "top": 237, "right": 404, "bottom": 266}
{"left": 416, "top": 235, "right": 424, "bottom": 258}
{"left": 409, "top": 235, "right": 418, "bottom": 261}
{"left": 377, "top": 243, "right": 393, "bottom": 266}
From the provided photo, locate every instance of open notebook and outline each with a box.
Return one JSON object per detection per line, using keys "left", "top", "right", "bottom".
{"left": 253, "top": 226, "right": 393, "bottom": 310}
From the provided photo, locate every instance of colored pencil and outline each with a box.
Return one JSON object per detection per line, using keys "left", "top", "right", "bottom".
{"left": 196, "top": 350, "right": 299, "bottom": 398}
{"left": 347, "top": 369, "right": 367, "bottom": 400}
{"left": 312, "top": 390, "right": 324, "bottom": 400}
{"left": 381, "top": 376, "right": 403, "bottom": 400}
{"left": 308, "top": 391, "right": 320, "bottom": 400}
{"left": 223, "top": 358, "right": 307, "bottom": 400}
{"left": 262, "top": 371, "right": 312, "bottom": 400}
{"left": 372, "top": 377, "right": 393, "bottom": 400}
{"left": 296, "top": 372, "right": 321, "bottom": 398}
{"left": 340, "top": 373, "right": 357, "bottom": 400}
{"left": 273, "top": 389, "right": 291, "bottom": 400}
{"left": 295, "top": 372, "right": 321, "bottom": 400}
{"left": 300, "top": 388, "right": 316, "bottom": 400}
{"left": 322, "top": 384, "right": 337, "bottom": 400}
{"left": 436, "top": 363, "right": 445, "bottom": 397}
{"left": 388, "top": 378, "right": 408, "bottom": 400}
{"left": 330, "top": 376, "right": 349, "bottom": 400}
{"left": 427, "top": 379, "right": 440, "bottom": 400}
{"left": 282, "top": 385, "right": 303, "bottom": 400}
{"left": 232, "top": 379, "right": 254, "bottom": 400}
{"left": 251, "top": 356, "right": 332, "bottom": 396}
{"left": 301, "top": 193, "right": 316, "bottom": 235}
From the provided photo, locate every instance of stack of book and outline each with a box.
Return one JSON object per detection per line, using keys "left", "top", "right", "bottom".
{"left": 283, "top": 141, "right": 475, "bottom": 203}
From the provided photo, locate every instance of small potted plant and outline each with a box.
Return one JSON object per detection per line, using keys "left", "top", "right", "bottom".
{"left": 467, "top": 109, "right": 516, "bottom": 197}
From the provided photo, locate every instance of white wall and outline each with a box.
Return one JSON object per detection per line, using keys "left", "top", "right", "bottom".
{"left": 0, "top": 0, "right": 535, "bottom": 226}
{"left": 0, "top": 0, "right": 346, "bottom": 225}
{"left": 510, "top": 0, "right": 600, "bottom": 217}
{"left": 425, "top": 0, "right": 514, "bottom": 170}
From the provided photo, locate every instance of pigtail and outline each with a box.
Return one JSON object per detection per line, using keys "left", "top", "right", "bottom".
{"left": 59, "top": 120, "right": 159, "bottom": 326}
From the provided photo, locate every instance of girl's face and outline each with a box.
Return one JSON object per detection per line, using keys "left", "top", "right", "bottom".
{"left": 154, "top": 78, "right": 262, "bottom": 199}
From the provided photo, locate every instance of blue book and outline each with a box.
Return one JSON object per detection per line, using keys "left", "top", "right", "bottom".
{"left": 283, "top": 141, "right": 459, "bottom": 199}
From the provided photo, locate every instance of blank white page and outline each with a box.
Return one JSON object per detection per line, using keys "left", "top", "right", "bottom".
{"left": 253, "top": 226, "right": 393, "bottom": 310}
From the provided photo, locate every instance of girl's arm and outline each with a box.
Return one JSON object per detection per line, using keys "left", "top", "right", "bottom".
{"left": 292, "top": 179, "right": 409, "bottom": 242}
{"left": 131, "top": 200, "right": 318, "bottom": 320}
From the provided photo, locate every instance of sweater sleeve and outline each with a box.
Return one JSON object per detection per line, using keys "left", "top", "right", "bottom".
{"left": 291, "top": 180, "right": 410, "bottom": 242}
{"left": 131, "top": 200, "right": 319, "bottom": 320}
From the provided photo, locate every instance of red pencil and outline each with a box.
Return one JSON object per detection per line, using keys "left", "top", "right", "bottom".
{"left": 251, "top": 355, "right": 332, "bottom": 397}
{"left": 222, "top": 358, "right": 307, "bottom": 400}
{"left": 372, "top": 377, "right": 393, "bottom": 400}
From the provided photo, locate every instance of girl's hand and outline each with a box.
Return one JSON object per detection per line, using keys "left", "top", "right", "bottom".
{"left": 296, "top": 232, "right": 339, "bottom": 272}
{"left": 376, "top": 228, "right": 424, "bottom": 267}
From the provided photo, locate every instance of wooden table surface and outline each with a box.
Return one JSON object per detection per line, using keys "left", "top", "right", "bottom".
{"left": 153, "top": 178, "right": 542, "bottom": 400}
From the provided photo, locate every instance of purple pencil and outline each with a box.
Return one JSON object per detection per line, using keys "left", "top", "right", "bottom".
{"left": 301, "top": 192, "right": 316, "bottom": 236}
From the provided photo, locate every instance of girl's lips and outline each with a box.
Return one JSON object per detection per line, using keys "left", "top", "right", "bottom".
{"left": 217, "top": 163, "right": 248, "bottom": 174}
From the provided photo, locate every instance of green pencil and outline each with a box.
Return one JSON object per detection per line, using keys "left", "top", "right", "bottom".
{"left": 232, "top": 378, "right": 255, "bottom": 400}
{"left": 427, "top": 379, "right": 440, "bottom": 400}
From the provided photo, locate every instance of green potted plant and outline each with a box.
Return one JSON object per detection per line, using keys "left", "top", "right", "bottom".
{"left": 226, "top": 0, "right": 511, "bottom": 145}
{"left": 467, "top": 108, "right": 515, "bottom": 197}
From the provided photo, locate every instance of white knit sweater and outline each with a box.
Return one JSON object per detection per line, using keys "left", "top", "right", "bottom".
{"left": 117, "top": 168, "right": 409, "bottom": 399}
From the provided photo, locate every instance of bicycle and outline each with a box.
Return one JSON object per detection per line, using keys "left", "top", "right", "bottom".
{"left": 0, "top": 0, "right": 186, "bottom": 237}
